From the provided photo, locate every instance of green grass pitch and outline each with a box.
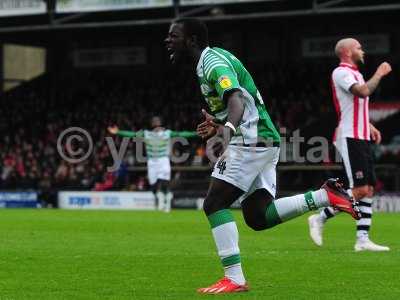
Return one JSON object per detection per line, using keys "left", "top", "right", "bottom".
{"left": 0, "top": 209, "right": 399, "bottom": 299}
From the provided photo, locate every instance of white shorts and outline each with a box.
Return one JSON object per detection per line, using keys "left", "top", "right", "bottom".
{"left": 147, "top": 157, "right": 171, "bottom": 186}
{"left": 211, "top": 145, "right": 280, "bottom": 201}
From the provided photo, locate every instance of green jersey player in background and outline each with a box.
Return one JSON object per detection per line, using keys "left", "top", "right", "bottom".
{"left": 108, "top": 116, "right": 197, "bottom": 212}
{"left": 165, "top": 18, "right": 361, "bottom": 294}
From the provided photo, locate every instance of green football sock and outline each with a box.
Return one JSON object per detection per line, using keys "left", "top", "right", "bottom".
{"left": 207, "top": 209, "right": 245, "bottom": 285}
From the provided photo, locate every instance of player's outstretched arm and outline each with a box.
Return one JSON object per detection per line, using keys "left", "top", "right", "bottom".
{"left": 350, "top": 62, "right": 392, "bottom": 97}
{"left": 171, "top": 131, "right": 198, "bottom": 138}
{"left": 107, "top": 125, "right": 138, "bottom": 137}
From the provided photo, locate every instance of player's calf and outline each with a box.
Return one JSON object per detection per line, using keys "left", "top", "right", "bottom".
{"left": 202, "top": 178, "right": 248, "bottom": 288}
{"left": 202, "top": 179, "right": 243, "bottom": 215}
{"left": 241, "top": 179, "right": 360, "bottom": 233}
{"left": 242, "top": 190, "right": 325, "bottom": 232}
{"left": 241, "top": 190, "right": 272, "bottom": 231}
{"left": 242, "top": 214, "right": 267, "bottom": 231}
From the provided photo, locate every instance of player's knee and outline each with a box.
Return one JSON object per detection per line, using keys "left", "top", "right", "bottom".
{"left": 202, "top": 198, "right": 212, "bottom": 215}
{"left": 154, "top": 180, "right": 162, "bottom": 192}
{"left": 245, "top": 220, "right": 266, "bottom": 231}
{"left": 352, "top": 185, "right": 369, "bottom": 200}
{"left": 243, "top": 213, "right": 267, "bottom": 231}
{"left": 160, "top": 180, "right": 169, "bottom": 193}
{"left": 203, "top": 196, "right": 219, "bottom": 215}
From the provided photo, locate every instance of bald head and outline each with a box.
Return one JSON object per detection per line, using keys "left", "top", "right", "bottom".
{"left": 334, "top": 38, "right": 359, "bottom": 58}
{"left": 334, "top": 38, "right": 364, "bottom": 65}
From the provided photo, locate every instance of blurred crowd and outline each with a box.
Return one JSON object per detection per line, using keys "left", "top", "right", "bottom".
{"left": 1, "top": 62, "right": 399, "bottom": 201}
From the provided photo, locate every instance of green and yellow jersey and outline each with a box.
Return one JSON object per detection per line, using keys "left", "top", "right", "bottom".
{"left": 196, "top": 47, "right": 280, "bottom": 144}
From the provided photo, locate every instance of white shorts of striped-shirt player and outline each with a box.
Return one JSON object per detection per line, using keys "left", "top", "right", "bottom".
{"left": 211, "top": 145, "right": 280, "bottom": 201}
{"left": 147, "top": 157, "right": 171, "bottom": 186}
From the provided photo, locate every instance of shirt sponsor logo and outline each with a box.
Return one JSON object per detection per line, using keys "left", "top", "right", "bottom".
{"left": 206, "top": 96, "right": 224, "bottom": 112}
{"left": 218, "top": 76, "right": 232, "bottom": 89}
{"left": 200, "top": 83, "right": 211, "bottom": 95}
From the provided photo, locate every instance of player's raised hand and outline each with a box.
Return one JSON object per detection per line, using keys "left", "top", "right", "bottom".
{"left": 107, "top": 125, "right": 119, "bottom": 135}
{"left": 376, "top": 62, "right": 392, "bottom": 77}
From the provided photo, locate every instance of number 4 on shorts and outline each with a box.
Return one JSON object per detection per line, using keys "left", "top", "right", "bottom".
{"left": 216, "top": 159, "right": 226, "bottom": 175}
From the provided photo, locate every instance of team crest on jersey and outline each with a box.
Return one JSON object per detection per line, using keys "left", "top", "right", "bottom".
{"left": 218, "top": 76, "right": 232, "bottom": 89}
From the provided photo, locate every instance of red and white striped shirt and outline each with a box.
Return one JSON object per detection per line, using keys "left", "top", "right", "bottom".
{"left": 331, "top": 63, "right": 370, "bottom": 141}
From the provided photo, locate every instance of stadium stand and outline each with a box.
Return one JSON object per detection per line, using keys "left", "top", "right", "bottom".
{"left": 1, "top": 63, "right": 399, "bottom": 201}
{"left": 0, "top": 1, "right": 399, "bottom": 207}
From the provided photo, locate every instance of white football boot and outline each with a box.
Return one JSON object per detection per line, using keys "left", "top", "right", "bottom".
{"left": 308, "top": 214, "right": 324, "bottom": 246}
{"left": 354, "top": 238, "right": 390, "bottom": 252}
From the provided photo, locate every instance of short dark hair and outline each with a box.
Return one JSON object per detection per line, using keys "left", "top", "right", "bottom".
{"left": 174, "top": 18, "right": 209, "bottom": 48}
{"left": 151, "top": 115, "right": 162, "bottom": 122}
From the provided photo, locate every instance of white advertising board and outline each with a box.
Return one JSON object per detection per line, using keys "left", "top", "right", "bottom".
{"left": 58, "top": 191, "right": 156, "bottom": 210}
{"left": 0, "top": 0, "right": 45, "bottom": 17}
